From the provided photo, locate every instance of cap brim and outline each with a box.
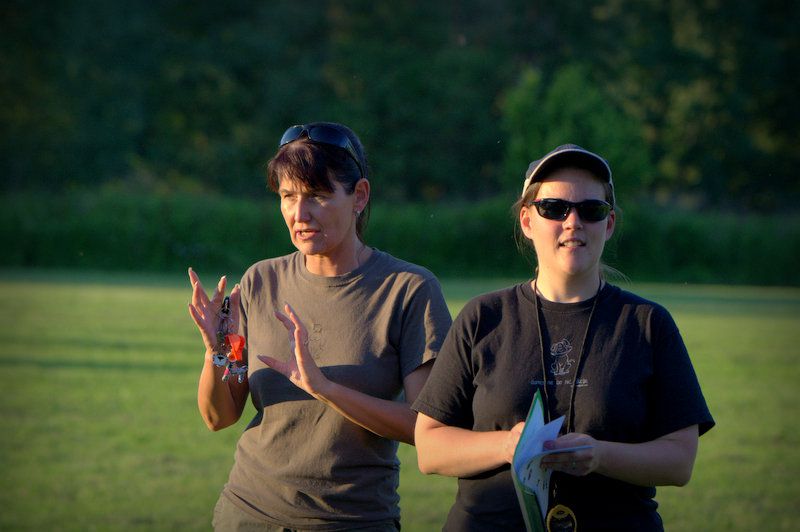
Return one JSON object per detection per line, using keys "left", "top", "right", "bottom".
{"left": 522, "top": 148, "right": 613, "bottom": 197}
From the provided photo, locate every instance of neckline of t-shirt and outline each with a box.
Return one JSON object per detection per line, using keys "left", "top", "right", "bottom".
{"left": 519, "top": 280, "right": 613, "bottom": 312}
{"left": 295, "top": 248, "right": 383, "bottom": 287}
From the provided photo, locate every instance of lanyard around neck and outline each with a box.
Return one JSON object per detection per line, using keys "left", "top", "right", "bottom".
{"left": 532, "top": 278, "right": 602, "bottom": 433}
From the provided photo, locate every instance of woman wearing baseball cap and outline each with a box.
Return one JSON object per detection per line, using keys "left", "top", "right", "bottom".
{"left": 413, "top": 144, "right": 714, "bottom": 531}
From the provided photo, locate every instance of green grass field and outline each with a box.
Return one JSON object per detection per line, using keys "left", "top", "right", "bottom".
{"left": 1, "top": 270, "right": 798, "bottom": 531}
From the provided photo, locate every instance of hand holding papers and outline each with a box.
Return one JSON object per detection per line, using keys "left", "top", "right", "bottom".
{"left": 511, "top": 390, "right": 591, "bottom": 532}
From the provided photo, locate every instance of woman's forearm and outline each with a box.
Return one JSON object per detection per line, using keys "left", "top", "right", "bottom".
{"left": 310, "top": 378, "right": 418, "bottom": 444}
{"left": 543, "top": 425, "right": 700, "bottom": 486}
{"left": 415, "top": 417, "right": 518, "bottom": 477}
{"left": 594, "top": 426, "right": 699, "bottom": 486}
{"left": 197, "top": 354, "right": 248, "bottom": 431}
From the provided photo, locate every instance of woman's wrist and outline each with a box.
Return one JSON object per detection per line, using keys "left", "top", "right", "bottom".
{"left": 309, "top": 377, "right": 337, "bottom": 403}
{"left": 204, "top": 348, "right": 222, "bottom": 364}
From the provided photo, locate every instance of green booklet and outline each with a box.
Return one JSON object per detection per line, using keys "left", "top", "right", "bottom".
{"left": 511, "top": 390, "right": 590, "bottom": 532}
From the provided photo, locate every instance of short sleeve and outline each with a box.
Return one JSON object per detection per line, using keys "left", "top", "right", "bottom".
{"left": 398, "top": 276, "right": 452, "bottom": 379}
{"left": 412, "top": 301, "right": 478, "bottom": 428}
{"left": 646, "top": 308, "right": 715, "bottom": 438}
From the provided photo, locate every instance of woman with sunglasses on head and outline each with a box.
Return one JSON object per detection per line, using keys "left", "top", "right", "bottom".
{"left": 413, "top": 144, "right": 714, "bottom": 531}
{"left": 188, "top": 122, "right": 452, "bottom": 531}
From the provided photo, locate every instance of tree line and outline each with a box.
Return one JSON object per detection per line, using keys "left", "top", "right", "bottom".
{"left": 2, "top": 0, "right": 797, "bottom": 210}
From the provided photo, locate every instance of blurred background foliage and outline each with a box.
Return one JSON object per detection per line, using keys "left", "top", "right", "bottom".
{"left": 1, "top": 0, "right": 798, "bottom": 283}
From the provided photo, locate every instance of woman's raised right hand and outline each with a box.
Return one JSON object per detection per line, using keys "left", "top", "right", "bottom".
{"left": 187, "top": 267, "right": 241, "bottom": 354}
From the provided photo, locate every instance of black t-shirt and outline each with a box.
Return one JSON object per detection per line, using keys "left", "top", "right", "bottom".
{"left": 413, "top": 282, "right": 715, "bottom": 531}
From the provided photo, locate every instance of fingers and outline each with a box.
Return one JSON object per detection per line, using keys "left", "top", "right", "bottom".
{"left": 275, "top": 303, "right": 308, "bottom": 346}
{"left": 544, "top": 432, "right": 589, "bottom": 450}
{"left": 188, "top": 303, "right": 216, "bottom": 350}
{"left": 188, "top": 267, "right": 229, "bottom": 312}
{"left": 189, "top": 283, "right": 208, "bottom": 323}
{"left": 188, "top": 268, "right": 240, "bottom": 350}
{"left": 229, "top": 283, "right": 242, "bottom": 323}
{"left": 280, "top": 304, "right": 312, "bottom": 363}
{"left": 268, "top": 304, "right": 328, "bottom": 396}
{"left": 504, "top": 424, "right": 524, "bottom": 464}
{"left": 189, "top": 268, "right": 203, "bottom": 309}
{"left": 210, "top": 275, "right": 227, "bottom": 308}
{"left": 187, "top": 302, "right": 203, "bottom": 326}
{"left": 189, "top": 267, "right": 212, "bottom": 309}
{"left": 541, "top": 451, "right": 583, "bottom": 474}
{"left": 273, "top": 309, "right": 294, "bottom": 331}
{"left": 283, "top": 303, "right": 309, "bottom": 344}
{"left": 257, "top": 354, "right": 287, "bottom": 374}
{"left": 540, "top": 434, "right": 595, "bottom": 476}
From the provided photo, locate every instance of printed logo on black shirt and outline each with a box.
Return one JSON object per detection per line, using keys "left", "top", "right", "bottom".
{"left": 549, "top": 338, "right": 574, "bottom": 376}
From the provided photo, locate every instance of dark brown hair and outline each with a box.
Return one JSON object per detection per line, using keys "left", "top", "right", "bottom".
{"left": 266, "top": 122, "right": 371, "bottom": 239}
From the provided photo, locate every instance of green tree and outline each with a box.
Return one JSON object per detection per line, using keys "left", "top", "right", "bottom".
{"left": 1, "top": 0, "right": 797, "bottom": 209}
{"left": 322, "top": 1, "right": 511, "bottom": 201}
{"left": 500, "top": 64, "right": 651, "bottom": 204}
{"left": 591, "top": 0, "right": 800, "bottom": 209}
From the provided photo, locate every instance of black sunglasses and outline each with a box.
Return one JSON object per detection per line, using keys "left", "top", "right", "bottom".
{"left": 529, "top": 198, "right": 612, "bottom": 222}
{"left": 279, "top": 124, "right": 364, "bottom": 179}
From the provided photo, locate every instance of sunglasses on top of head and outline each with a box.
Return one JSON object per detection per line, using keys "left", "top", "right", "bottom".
{"left": 279, "top": 124, "right": 364, "bottom": 179}
{"left": 529, "top": 198, "right": 612, "bottom": 223}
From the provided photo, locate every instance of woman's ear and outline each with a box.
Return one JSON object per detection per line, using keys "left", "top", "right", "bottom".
{"left": 354, "top": 178, "right": 370, "bottom": 212}
{"left": 605, "top": 210, "right": 616, "bottom": 241}
{"left": 520, "top": 205, "right": 534, "bottom": 241}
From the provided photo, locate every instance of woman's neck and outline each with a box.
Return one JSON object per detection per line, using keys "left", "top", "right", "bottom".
{"left": 304, "top": 239, "right": 371, "bottom": 277}
{"left": 533, "top": 270, "right": 603, "bottom": 303}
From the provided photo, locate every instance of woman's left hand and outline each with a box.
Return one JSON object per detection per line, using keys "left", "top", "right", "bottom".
{"left": 257, "top": 303, "right": 330, "bottom": 397}
{"left": 540, "top": 432, "right": 600, "bottom": 476}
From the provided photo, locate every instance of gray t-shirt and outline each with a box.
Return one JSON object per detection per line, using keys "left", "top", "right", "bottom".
{"left": 222, "top": 249, "right": 452, "bottom": 529}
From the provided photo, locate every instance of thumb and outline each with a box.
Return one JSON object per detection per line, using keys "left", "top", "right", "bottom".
{"left": 257, "top": 355, "right": 286, "bottom": 373}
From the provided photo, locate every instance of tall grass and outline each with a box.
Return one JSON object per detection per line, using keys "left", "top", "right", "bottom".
{"left": 3, "top": 191, "right": 799, "bottom": 285}
{"left": 0, "top": 270, "right": 798, "bottom": 530}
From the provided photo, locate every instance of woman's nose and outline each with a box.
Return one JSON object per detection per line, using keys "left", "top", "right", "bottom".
{"left": 563, "top": 206, "right": 583, "bottom": 228}
{"left": 294, "top": 198, "right": 312, "bottom": 222}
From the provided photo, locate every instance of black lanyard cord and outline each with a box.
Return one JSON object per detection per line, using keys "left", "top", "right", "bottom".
{"left": 533, "top": 277, "right": 601, "bottom": 433}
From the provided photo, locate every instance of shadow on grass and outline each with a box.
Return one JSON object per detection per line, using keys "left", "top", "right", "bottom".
{"left": 0, "top": 355, "right": 190, "bottom": 372}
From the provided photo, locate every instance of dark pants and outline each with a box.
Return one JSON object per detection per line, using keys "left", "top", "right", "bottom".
{"left": 212, "top": 494, "right": 400, "bottom": 532}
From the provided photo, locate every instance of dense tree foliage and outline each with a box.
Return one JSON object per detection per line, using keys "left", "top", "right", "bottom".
{"left": 2, "top": 0, "right": 797, "bottom": 209}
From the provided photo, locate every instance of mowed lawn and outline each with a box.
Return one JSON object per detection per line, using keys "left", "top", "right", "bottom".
{"left": 1, "top": 271, "right": 798, "bottom": 531}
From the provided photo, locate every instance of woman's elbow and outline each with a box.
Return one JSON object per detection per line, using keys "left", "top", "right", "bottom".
{"left": 416, "top": 450, "right": 437, "bottom": 475}
{"left": 662, "top": 426, "right": 699, "bottom": 487}
{"left": 417, "top": 462, "right": 433, "bottom": 475}
{"left": 413, "top": 432, "right": 436, "bottom": 474}
{"left": 201, "top": 411, "right": 236, "bottom": 432}
{"left": 670, "top": 463, "right": 694, "bottom": 487}
{"left": 660, "top": 450, "right": 696, "bottom": 487}
{"left": 415, "top": 437, "right": 450, "bottom": 475}
{"left": 203, "top": 417, "right": 226, "bottom": 432}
